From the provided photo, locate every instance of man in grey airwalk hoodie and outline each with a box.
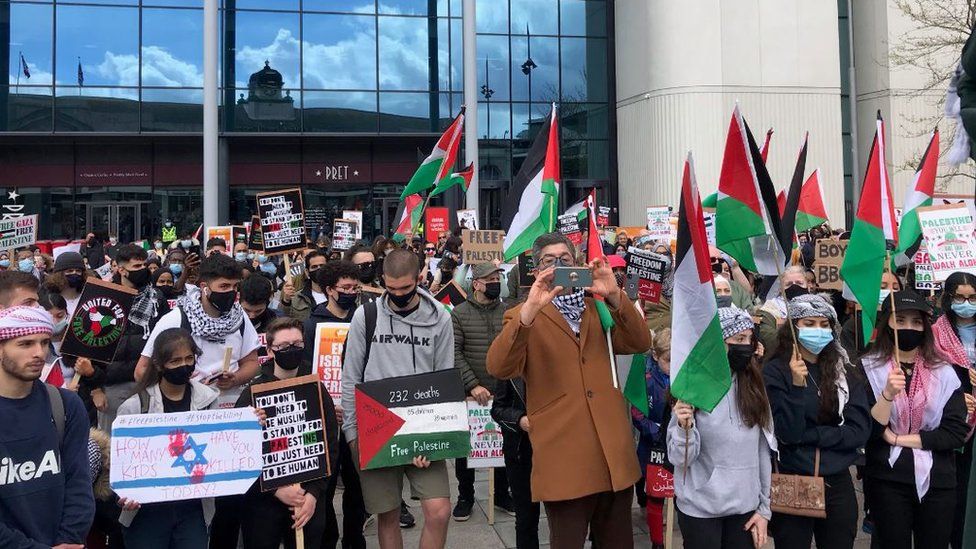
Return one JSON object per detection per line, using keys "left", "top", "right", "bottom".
{"left": 341, "top": 248, "right": 455, "bottom": 549}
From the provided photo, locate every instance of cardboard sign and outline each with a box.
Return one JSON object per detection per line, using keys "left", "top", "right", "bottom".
{"left": 354, "top": 369, "right": 470, "bottom": 470}
{"left": 457, "top": 209, "right": 479, "bottom": 231}
{"left": 466, "top": 400, "right": 504, "bottom": 468}
{"left": 425, "top": 207, "right": 450, "bottom": 244}
{"left": 110, "top": 408, "right": 262, "bottom": 504}
{"left": 625, "top": 247, "right": 669, "bottom": 303}
{"left": 645, "top": 206, "right": 671, "bottom": 241}
{"left": 517, "top": 252, "right": 537, "bottom": 287}
{"left": 433, "top": 280, "right": 467, "bottom": 309}
{"left": 60, "top": 279, "right": 138, "bottom": 364}
{"left": 597, "top": 206, "right": 611, "bottom": 227}
{"left": 312, "top": 323, "right": 349, "bottom": 402}
{"left": 256, "top": 188, "right": 308, "bottom": 255}
{"left": 462, "top": 230, "right": 505, "bottom": 265}
{"left": 913, "top": 243, "right": 941, "bottom": 291}
{"left": 0, "top": 214, "right": 37, "bottom": 249}
{"left": 557, "top": 213, "right": 583, "bottom": 245}
{"left": 918, "top": 204, "right": 976, "bottom": 281}
{"left": 813, "top": 239, "right": 849, "bottom": 290}
{"left": 252, "top": 375, "right": 331, "bottom": 491}
{"left": 342, "top": 210, "right": 364, "bottom": 239}
{"left": 205, "top": 226, "right": 234, "bottom": 255}
{"left": 248, "top": 216, "right": 263, "bottom": 251}
{"left": 332, "top": 219, "right": 359, "bottom": 251}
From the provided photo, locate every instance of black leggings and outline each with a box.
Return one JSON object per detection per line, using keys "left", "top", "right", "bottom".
{"left": 676, "top": 508, "right": 754, "bottom": 549}
{"left": 864, "top": 477, "right": 956, "bottom": 549}
{"left": 770, "top": 470, "right": 858, "bottom": 549}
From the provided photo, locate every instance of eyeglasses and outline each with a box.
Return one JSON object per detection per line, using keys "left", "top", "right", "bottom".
{"left": 270, "top": 343, "right": 304, "bottom": 352}
{"left": 952, "top": 295, "right": 976, "bottom": 305}
{"left": 538, "top": 254, "right": 575, "bottom": 269}
{"left": 334, "top": 285, "right": 360, "bottom": 293}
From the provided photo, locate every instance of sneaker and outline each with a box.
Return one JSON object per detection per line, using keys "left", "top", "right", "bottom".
{"left": 452, "top": 499, "right": 474, "bottom": 522}
{"left": 494, "top": 495, "right": 516, "bottom": 516}
{"left": 399, "top": 502, "right": 416, "bottom": 529}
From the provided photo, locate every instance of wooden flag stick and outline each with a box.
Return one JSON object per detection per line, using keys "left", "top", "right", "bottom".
{"left": 664, "top": 496, "right": 675, "bottom": 549}
{"left": 69, "top": 372, "right": 81, "bottom": 391}
{"left": 488, "top": 470, "right": 496, "bottom": 526}
{"left": 295, "top": 523, "right": 304, "bottom": 549}
{"left": 221, "top": 347, "right": 233, "bottom": 373}
{"left": 885, "top": 250, "right": 902, "bottom": 366}
{"left": 283, "top": 254, "right": 294, "bottom": 285}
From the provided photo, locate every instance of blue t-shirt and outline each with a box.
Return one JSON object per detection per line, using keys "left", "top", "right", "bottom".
{"left": 0, "top": 381, "right": 94, "bottom": 548}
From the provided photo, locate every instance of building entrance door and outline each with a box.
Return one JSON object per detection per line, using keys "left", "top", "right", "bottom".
{"left": 86, "top": 203, "right": 143, "bottom": 241}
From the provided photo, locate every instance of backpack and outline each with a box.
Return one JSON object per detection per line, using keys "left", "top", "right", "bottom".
{"left": 45, "top": 383, "right": 65, "bottom": 446}
{"left": 360, "top": 300, "right": 378, "bottom": 382}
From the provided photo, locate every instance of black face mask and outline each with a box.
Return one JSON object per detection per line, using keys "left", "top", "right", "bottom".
{"left": 126, "top": 267, "right": 151, "bottom": 290}
{"left": 274, "top": 348, "right": 304, "bottom": 371}
{"left": 358, "top": 262, "right": 376, "bottom": 284}
{"left": 727, "top": 343, "right": 755, "bottom": 374}
{"left": 157, "top": 285, "right": 179, "bottom": 299}
{"left": 784, "top": 284, "right": 809, "bottom": 301}
{"left": 65, "top": 273, "right": 85, "bottom": 290}
{"left": 207, "top": 288, "right": 238, "bottom": 314}
{"left": 162, "top": 364, "right": 194, "bottom": 385}
{"left": 334, "top": 291, "right": 358, "bottom": 311}
{"left": 389, "top": 286, "right": 417, "bottom": 308}
{"left": 482, "top": 281, "right": 501, "bottom": 300}
{"left": 614, "top": 271, "right": 627, "bottom": 289}
{"left": 716, "top": 295, "right": 733, "bottom": 308}
{"left": 897, "top": 328, "right": 925, "bottom": 352}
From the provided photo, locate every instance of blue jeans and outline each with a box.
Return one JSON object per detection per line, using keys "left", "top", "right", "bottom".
{"left": 123, "top": 500, "right": 208, "bottom": 549}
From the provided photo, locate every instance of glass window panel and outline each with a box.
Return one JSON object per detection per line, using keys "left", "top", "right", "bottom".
{"left": 146, "top": 0, "right": 202, "bottom": 6}
{"left": 303, "top": 91, "right": 378, "bottom": 132}
{"left": 143, "top": 8, "right": 204, "bottom": 87}
{"left": 477, "top": 101, "right": 511, "bottom": 140}
{"left": 438, "top": 92, "right": 461, "bottom": 130}
{"left": 141, "top": 88, "right": 202, "bottom": 132}
{"left": 562, "top": 139, "right": 608, "bottom": 179}
{"left": 511, "top": 35, "right": 557, "bottom": 101}
{"left": 477, "top": 35, "right": 509, "bottom": 101}
{"left": 57, "top": 6, "right": 139, "bottom": 88}
{"left": 436, "top": 18, "right": 451, "bottom": 92}
{"left": 153, "top": 188, "right": 203, "bottom": 240}
{"left": 303, "top": 13, "right": 376, "bottom": 90}
{"left": 450, "top": 0, "right": 461, "bottom": 17}
{"left": 560, "top": 37, "right": 607, "bottom": 102}
{"left": 560, "top": 0, "right": 606, "bottom": 37}
{"left": 450, "top": 18, "right": 462, "bottom": 91}
{"left": 378, "top": 16, "right": 429, "bottom": 90}
{"left": 233, "top": 11, "right": 300, "bottom": 91}
{"left": 234, "top": 0, "right": 299, "bottom": 10}
{"left": 479, "top": 140, "right": 511, "bottom": 181}
{"left": 511, "top": 0, "right": 556, "bottom": 35}
{"left": 303, "top": 0, "right": 375, "bottom": 13}
{"left": 379, "top": 92, "right": 434, "bottom": 132}
{"left": 378, "top": 0, "right": 432, "bottom": 15}
{"left": 560, "top": 102, "right": 608, "bottom": 140}
{"left": 2, "top": 86, "right": 53, "bottom": 132}
{"left": 476, "top": 0, "right": 507, "bottom": 34}
{"left": 227, "top": 88, "right": 300, "bottom": 131}
{"left": 59, "top": 0, "right": 137, "bottom": 5}
{"left": 9, "top": 3, "right": 52, "bottom": 86}
{"left": 55, "top": 87, "right": 139, "bottom": 132}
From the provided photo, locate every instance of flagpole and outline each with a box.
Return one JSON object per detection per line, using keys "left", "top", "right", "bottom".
{"left": 16, "top": 52, "right": 20, "bottom": 91}
{"left": 770, "top": 239, "right": 801, "bottom": 369}
{"left": 886, "top": 249, "right": 902, "bottom": 366}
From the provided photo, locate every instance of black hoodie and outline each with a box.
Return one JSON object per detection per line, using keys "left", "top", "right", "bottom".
{"left": 300, "top": 300, "right": 355, "bottom": 375}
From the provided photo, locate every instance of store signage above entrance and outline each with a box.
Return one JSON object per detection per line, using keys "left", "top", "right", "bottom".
{"left": 305, "top": 163, "right": 370, "bottom": 183}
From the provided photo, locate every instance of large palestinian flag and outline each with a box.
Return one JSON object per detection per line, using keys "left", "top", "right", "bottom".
{"left": 670, "top": 152, "right": 731, "bottom": 413}
{"left": 400, "top": 109, "right": 465, "bottom": 199}
{"left": 355, "top": 369, "right": 470, "bottom": 470}
{"left": 895, "top": 128, "right": 939, "bottom": 266}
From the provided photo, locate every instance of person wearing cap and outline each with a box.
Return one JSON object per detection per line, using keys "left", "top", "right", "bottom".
{"left": 0, "top": 306, "right": 95, "bottom": 547}
{"left": 607, "top": 254, "right": 628, "bottom": 289}
{"left": 450, "top": 262, "right": 514, "bottom": 521}
{"left": 668, "top": 306, "right": 774, "bottom": 549}
{"left": 762, "top": 294, "right": 871, "bottom": 548}
{"left": 51, "top": 251, "right": 88, "bottom": 317}
{"left": 861, "top": 290, "right": 969, "bottom": 549}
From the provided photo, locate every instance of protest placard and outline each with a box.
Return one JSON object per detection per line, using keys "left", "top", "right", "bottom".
{"left": 256, "top": 188, "right": 308, "bottom": 255}
{"left": 332, "top": 219, "right": 359, "bottom": 251}
{"left": 256, "top": 333, "right": 271, "bottom": 367}
{"left": 342, "top": 210, "right": 364, "bottom": 239}
{"left": 252, "top": 375, "right": 331, "bottom": 491}
{"left": 517, "top": 252, "right": 537, "bottom": 287}
{"left": 462, "top": 230, "right": 505, "bottom": 264}
{"left": 110, "top": 407, "right": 262, "bottom": 504}
{"left": 60, "top": 279, "right": 138, "bottom": 364}
{"left": 425, "top": 207, "right": 450, "bottom": 244}
{"left": 248, "top": 216, "right": 263, "bottom": 251}
{"left": 232, "top": 225, "right": 247, "bottom": 246}
{"left": 813, "top": 239, "right": 849, "bottom": 290}
{"left": 703, "top": 211, "right": 717, "bottom": 246}
{"left": 918, "top": 204, "right": 976, "bottom": 281}
{"left": 557, "top": 213, "right": 583, "bottom": 245}
{"left": 0, "top": 215, "right": 37, "bottom": 249}
{"left": 466, "top": 400, "right": 504, "bottom": 468}
{"left": 355, "top": 369, "right": 470, "bottom": 469}
{"left": 913, "top": 242, "right": 941, "bottom": 291}
{"left": 457, "top": 209, "right": 479, "bottom": 230}
{"left": 597, "top": 206, "right": 611, "bottom": 227}
{"left": 933, "top": 194, "right": 976, "bottom": 221}
{"left": 433, "top": 280, "right": 467, "bottom": 310}
{"left": 205, "top": 226, "right": 234, "bottom": 255}
{"left": 645, "top": 206, "right": 671, "bottom": 241}
{"left": 646, "top": 450, "right": 674, "bottom": 498}
{"left": 312, "top": 323, "right": 348, "bottom": 402}
{"left": 625, "top": 247, "right": 669, "bottom": 303}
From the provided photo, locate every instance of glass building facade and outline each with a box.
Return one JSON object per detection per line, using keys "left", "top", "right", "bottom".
{"left": 0, "top": 0, "right": 613, "bottom": 241}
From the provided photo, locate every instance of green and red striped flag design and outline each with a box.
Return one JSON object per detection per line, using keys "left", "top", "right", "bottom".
{"left": 429, "top": 162, "right": 474, "bottom": 198}
{"left": 795, "top": 169, "right": 830, "bottom": 233}
{"left": 895, "top": 128, "right": 939, "bottom": 266}
{"left": 399, "top": 108, "right": 465, "bottom": 199}
{"left": 392, "top": 194, "right": 424, "bottom": 243}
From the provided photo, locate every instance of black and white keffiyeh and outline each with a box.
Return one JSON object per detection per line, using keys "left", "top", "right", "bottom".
{"left": 552, "top": 288, "right": 586, "bottom": 334}
{"left": 129, "top": 286, "right": 160, "bottom": 339}
{"left": 177, "top": 294, "right": 244, "bottom": 343}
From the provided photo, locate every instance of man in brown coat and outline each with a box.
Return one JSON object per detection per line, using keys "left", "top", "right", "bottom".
{"left": 487, "top": 232, "right": 651, "bottom": 548}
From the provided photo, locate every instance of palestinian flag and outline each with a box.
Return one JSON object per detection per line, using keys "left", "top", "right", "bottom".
{"left": 795, "top": 169, "right": 830, "bottom": 233}
{"left": 354, "top": 369, "right": 470, "bottom": 470}
{"left": 400, "top": 108, "right": 465, "bottom": 199}
{"left": 841, "top": 112, "right": 898, "bottom": 344}
{"left": 701, "top": 192, "right": 718, "bottom": 209}
{"left": 392, "top": 194, "right": 424, "bottom": 243}
{"left": 433, "top": 281, "right": 467, "bottom": 312}
{"left": 779, "top": 133, "right": 809, "bottom": 253}
{"left": 670, "top": 152, "right": 731, "bottom": 413}
{"left": 715, "top": 105, "right": 785, "bottom": 275}
{"left": 429, "top": 162, "right": 474, "bottom": 198}
{"left": 41, "top": 360, "right": 65, "bottom": 388}
{"left": 760, "top": 128, "right": 773, "bottom": 163}
{"left": 502, "top": 104, "right": 560, "bottom": 261}
{"left": 776, "top": 190, "right": 787, "bottom": 217}
{"left": 624, "top": 354, "right": 649, "bottom": 415}
{"left": 895, "top": 128, "right": 939, "bottom": 266}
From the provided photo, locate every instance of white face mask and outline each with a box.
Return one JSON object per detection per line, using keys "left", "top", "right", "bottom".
{"left": 878, "top": 289, "right": 891, "bottom": 306}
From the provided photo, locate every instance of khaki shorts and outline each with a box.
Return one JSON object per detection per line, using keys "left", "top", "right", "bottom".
{"left": 351, "top": 444, "right": 451, "bottom": 515}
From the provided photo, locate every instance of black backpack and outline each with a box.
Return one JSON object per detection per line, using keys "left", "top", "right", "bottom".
{"left": 360, "top": 300, "right": 378, "bottom": 381}
{"left": 45, "top": 383, "right": 65, "bottom": 445}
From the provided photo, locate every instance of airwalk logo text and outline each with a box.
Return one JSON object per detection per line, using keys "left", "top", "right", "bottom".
{"left": 371, "top": 334, "right": 431, "bottom": 346}
{"left": 0, "top": 451, "right": 60, "bottom": 485}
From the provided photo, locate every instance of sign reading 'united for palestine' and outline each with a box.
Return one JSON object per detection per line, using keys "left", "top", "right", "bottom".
{"left": 256, "top": 188, "right": 308, "bottom": 255}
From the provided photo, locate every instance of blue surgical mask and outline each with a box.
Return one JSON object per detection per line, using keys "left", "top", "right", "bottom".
{"left": 797, "top": 327, "right": 834, "bottom": 355}
{"left": 53, "top": 319, "right": 68, "bottom": 335}
{"left": 260, "top": 262, "right": 277, "bottom": 274}
{"left": 169, "top": 263, "right": 184, "bottom": 275}
{"left": 952, "top": 301, "right": 976, "bottom": 319}
{"left": 235, "top": 252, "right": 247, "bottom": 262}
{"left": 257, "top": 254, "right": 268, "bottom": 264}
{"left": 0, "top": 259, "right": 10, "bottom": 268}
{"left": 247, "top": 253, "right": 255, "bottom": 260}
{"left": 18, "top": 259, "right": 33, "bottom": 272}
{"left": 181, "top": 239, "right": 193, "bottom": 249}
{"left": 878, "top": 289, "right": 891, "bottom": 306}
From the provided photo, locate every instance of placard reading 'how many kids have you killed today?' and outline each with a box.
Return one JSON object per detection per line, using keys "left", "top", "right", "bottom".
{"left": 110, "top": 408, "right": 263, "bottom": 504}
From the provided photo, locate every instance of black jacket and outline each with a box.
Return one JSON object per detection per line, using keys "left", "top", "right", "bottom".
{"left": 300, "top": 301, "right": 353, "bottom": 375}
{"left": 764, "top": 356, "right": 872, "bottom": 476}
{"left": 491, "top": 377, "right": 530, "bottom": 454}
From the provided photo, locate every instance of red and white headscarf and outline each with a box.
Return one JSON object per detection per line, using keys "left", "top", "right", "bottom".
{"left": 0, "top": 306, "right": 53, "bottom": 341}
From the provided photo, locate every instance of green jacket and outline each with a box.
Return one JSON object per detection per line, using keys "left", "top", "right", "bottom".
{"left": 284, "top": 284, "right": 316, "bottom": 322}
{"left": 451, "top": 296, "right": 505, "bottom": 393}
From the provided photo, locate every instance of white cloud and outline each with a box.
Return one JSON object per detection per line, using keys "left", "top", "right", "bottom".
{"left": 235, "top": 28, "right": 301, "bottom": 90}
{"left": 141, "top": 46, "right": 203, "bottom": 87}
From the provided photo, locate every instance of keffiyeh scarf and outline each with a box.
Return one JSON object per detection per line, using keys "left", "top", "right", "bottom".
{"left": 552, "top": 288, "right": 586, "bottom": 334}
{"left": 129, "top": 286, "right": 160, "bottom": 339}
{"left": 177, "top": 294, "right": 244, "bottom": 344}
